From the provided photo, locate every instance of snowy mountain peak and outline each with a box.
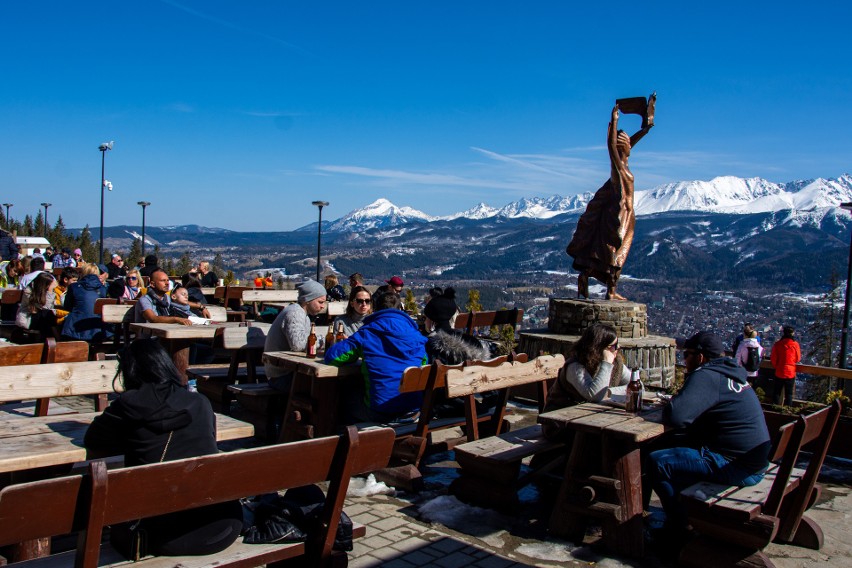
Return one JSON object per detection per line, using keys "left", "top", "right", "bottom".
{"left": 323, "top": 199, "right": 434, "bottom": 232}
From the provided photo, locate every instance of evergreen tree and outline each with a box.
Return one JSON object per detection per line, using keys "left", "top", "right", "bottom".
{"left": 77, "top": 226, "right": 97, "bottom": 263}
{"left": 22, "top": 214, "right": 34, "bottom": 236}
{"left": 165, "top": 258, "right": 175, "bottom": 276}
{"left": 126, "top": 238, "right": 143, "bottom": 268}
{"left": 34, "top": 210, "right": 44, "bottom": 237}
{"left": 466, "top": 289, "right": 483, "bottom": 312}
{"left": 403, "top": 288, "right": 419, "bottom": 315}
{"left": 808, "top": 271, "right": 842, "bottom": 392}
{"left": 49, "top": 216, "right": 70, "bottom": 251}
{"left": 212, "top": 253, "right": 226, "bottom": 278}
{"left": 176, "top": 252, "right": 192, "bottom": 276}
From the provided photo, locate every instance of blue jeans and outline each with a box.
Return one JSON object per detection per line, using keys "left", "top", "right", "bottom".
{"left": 647, "top": 446, "right": 766, "bottom": 530}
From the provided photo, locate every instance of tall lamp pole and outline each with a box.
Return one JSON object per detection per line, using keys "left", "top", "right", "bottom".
{"left": 2, "top": 203, "right": 11, "bottom": 225}
{"left": 838, "top": 202, "right": 852, "bottom": 391}
{"left": 137, "top": 201, "right": 151, "bottom": 257}
{"left": 312, "top": 201, "right": 329, "bottom": 282}
{"left": 40, "top": 203, "right": 52, "bottom": 237}
{"left": 98, "top": 141, "right": 114, "bottom": 264}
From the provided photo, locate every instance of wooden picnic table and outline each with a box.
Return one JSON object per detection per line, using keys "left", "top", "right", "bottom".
{"left": 262, "top": 350, "right": 360, "bottom": 443}
{"left": 130, "top": 321, "right": 245, "bottom": 382}
{"left": 538, "top": 400, "right": 669, "bottom": 559}
{"left": 0, "top": 411, "right": 254, "bottom": 475}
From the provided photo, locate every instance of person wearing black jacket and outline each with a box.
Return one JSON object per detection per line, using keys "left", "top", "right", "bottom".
{"left": 0, "top": 229, "right": 18, "bottom": 261}
{"left": 647, "top": 331, "right": 770, "bottom": 538}
{"left": 85, "top": 338, "right": 242, "bottom": 557}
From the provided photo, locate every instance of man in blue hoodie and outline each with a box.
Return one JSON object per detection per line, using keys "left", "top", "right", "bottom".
{"left": 325, "top": 291, "right": 427, "bottom": 423}
{"left": 648, "top": 331, "right": 770, "bottom": 536}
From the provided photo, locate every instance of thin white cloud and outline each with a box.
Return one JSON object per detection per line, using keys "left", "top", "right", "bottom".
{"left": 241, "top": 110, "right": 304, "bottom": 118}
{"left": 159, "top": 0, "right": 316, "bottom": 58}
{"left": 314, "top": 165, "right": 531, "bottom": 191}
{"left": 165, "top": 102, "right": 194, "bottom": 113}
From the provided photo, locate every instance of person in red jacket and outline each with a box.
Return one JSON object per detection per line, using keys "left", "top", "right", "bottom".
{"left": 770, "top": 325, "right": 801, "bottom": 406}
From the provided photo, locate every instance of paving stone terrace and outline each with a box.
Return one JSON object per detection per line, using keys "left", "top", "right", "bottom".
{"left": 59, "top": 395, "right": 852, "bottom": 567}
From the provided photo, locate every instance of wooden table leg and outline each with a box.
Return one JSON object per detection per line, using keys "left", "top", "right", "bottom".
{"left": 279, "top": 372, "right": 313, "bottom": 443}
{"left": 549, "top": 431, "right": 592, "bottom": 542}
{"left": 166, "top": 339, "right": 192, "bottom": 385}
{"left": 601, "top": 436, "right": 645, "bottom": 558}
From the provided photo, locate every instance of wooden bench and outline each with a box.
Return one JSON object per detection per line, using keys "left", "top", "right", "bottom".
{"left": 0, "top": 289, "right": 23, "bottom": 340}
{"left": 454, "top": 307, "right": 523, "bottom": 336}
{"left": 0, "top": 426, "right": 394, "bottom": 567}
{"left": 448, "top": 354, "right": 566, "bottom": 508}
{"left": 100, "top": 302, "right": 136, "bottom": 350}
{"left": 678, "top": 400, "right": 842, "bottom": 568}
{"left": 0, "top": 359, "right": 122, "bottom": 418}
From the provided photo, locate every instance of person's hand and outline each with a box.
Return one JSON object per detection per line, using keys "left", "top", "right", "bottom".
{"left": 201, "top": 307, "right": 210, "bottom": 319}
{"left": 176, "top": 318, "right": 192, "bottom": 326}
{"left": 602, "top": 346, "right": 617, "bottom": 364}
{"left": 612, "top": 105, "right": 620, "bottom": 122}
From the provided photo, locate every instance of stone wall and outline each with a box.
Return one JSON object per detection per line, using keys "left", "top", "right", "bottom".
{"left": 517, "top": 331, "right": 676, "bottom": 388}
{"left": 549, "top": 298, "right": 647, "bottom": 339}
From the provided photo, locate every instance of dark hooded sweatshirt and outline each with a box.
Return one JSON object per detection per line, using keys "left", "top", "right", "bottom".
{"left": 85, "top": 382, "right": 241, "bottom": 554}
{"left": 665, "top": 356, "right": 770, "bottom": 472}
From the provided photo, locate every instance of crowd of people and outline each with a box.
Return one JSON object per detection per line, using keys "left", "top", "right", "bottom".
{"left": 0, "top": 235, "right": 814, "bottom": 559}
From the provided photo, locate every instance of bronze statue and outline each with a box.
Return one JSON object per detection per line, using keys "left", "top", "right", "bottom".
{"left": 566, "top": 93, "right": 656, "bottom": 301}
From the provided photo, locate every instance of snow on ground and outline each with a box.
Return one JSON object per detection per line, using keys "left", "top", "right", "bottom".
{"left": 347, "top": 474, "right": 396, "bottom": 497}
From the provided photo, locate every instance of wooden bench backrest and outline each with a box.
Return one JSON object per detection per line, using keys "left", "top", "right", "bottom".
{"left": 1, "top": 289, "right": 22, "bottom": 305}
{"left": 0, "top": 343, "right": 44, "bottom": 366}
{"left": 325, "top": 302, "right": 346, "bottom": 317}
{"left": 206, "top": 305, "right": 228, "bottom": 322}
{"left": 763, "top": 401, "right": 841, "bottom": 536}
{"left": 455, "top": 308, "right": 523, "bottom": 335}
{"left": 101, "top": 303, "right": 135, "bottom": 324}
{"left": 0, "top": 427, "right": 395, "bottom": 566}
{"left": 242, "top": 289, "right": 299, "bottom": 303}
{"left": 0, "top": 359, "right": 121, "bottom": 403}
{"left": 223, "top": 286, "right": 250, "bottom": 309}
{"left": 213, "top": 286, "right": 226, "bottom": 300}
{"left": 445, "top": 354, "right": 565, "bottom": 398}
{"left": 93, "top": 297, "right": 118, "bottom": 316}
{"left": 217, "top": 322, "right": 270, "bottom": 350}
{"left": 43, "top": 338, "right": 90, "bottom": 363}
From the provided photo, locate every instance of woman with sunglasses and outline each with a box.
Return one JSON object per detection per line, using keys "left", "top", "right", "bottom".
{"left": 545, "top": 322, "right": 631, "bottom": 413}
{"left": 332, "top": 285, "right": 373, "bottom": 337}
{"left": 120, "top": 269, "right": 143, "bottom": 300}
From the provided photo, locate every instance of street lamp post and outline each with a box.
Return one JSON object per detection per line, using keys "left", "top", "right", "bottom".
{"left": 40, "top": 203, "right": 51, "bottom": 237}
{"left": 98, "top": 141, "right": 114, "bottom": 264}
{"left": 2, "top": 203, "right": 12, "bottom": 225}
{"left": 137, "top": 201, "right": 151, "bottom": 257}
{"left": 311, "top": 201, "right": 329, "bottom": 282}
{"left": 838, "top": 202, "right": 852, "bottom": 391}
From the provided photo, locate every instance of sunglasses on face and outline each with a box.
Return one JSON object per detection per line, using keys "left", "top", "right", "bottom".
{"left": 354, "top": 298, "right": 372, "bottom": 305}
{"left": 127, "top": 276, "right": 138, "bottom": 281}
{"left": 606, "top": 343, "right": 619, "bottom": 352}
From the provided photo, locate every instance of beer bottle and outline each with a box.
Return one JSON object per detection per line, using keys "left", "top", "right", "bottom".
{"left": 325, "top": 326, "right": 335, "bottom": 351}
{"left": 626, "top": 369, "right": 643, "bottom": 413}
{"left": 306, "top": 323, "right": 318, "bottom": 359}
{"left": 335, "top": 321, "right": 346, "bottom": 342}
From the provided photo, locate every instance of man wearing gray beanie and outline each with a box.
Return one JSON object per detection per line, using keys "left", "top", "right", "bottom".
{"left": 263, "top": 279, "right": 327, "bottom": 391}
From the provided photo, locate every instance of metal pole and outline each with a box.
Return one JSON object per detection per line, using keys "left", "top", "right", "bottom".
{"left": 40, "top": 203, "right": 51, "bottom": 237}
{"left": 2, "top": 204, "right": 11, "bottom": 223}
{"left": 138, "top": 201, "right": 150, "bottom": 257}
{"left": 316, "top": 205, "right": 323, "bottom": 282}
{"left": 839, "top": 228, "right": 852, "bottom": 392}
{"left": 99, "top": 150, "right": 105, "bottom": 265}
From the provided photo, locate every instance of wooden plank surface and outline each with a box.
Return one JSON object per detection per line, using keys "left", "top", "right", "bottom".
{"left": 130, "top": 321, "right": 241, "bottom": 340}
{"left": 0, "top": 412, "right": 254, "bottom": 474}
{"left": 220, "top": 323, "right": 270, "bottom": 350}
{"left": 445, "top": 354, "right": 564, "bottom": 398}
{"left": 0, "top": 360, "right": 121, "bottom": 403}
{"left": 242, "top": 289, "right": 299, "bottom": 303}
{"left": 262, "top": 351, "right": 360, "bottom": 378}
{"left": 101, "top": 304, "right": 134, "bottom": 324}
{"left": 454, "top": 424, "right": 562, "bottom": 463}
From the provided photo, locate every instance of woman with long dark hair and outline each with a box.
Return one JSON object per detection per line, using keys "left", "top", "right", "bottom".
{"left": 545, "top": 322, "right": 631, "bottom": 410}
{"left": 331, "top": 285, "right": 373, "bottom": 337}
{"left": 84, "top": 338, "right": 242, "bottom": 557}
{"left": 16, "top": 272, "right": 66, "bottom": 336}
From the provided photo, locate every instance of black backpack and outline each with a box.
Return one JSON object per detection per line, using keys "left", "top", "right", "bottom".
{"left": 744, "top": 346, "right": 761, "bottom": 373}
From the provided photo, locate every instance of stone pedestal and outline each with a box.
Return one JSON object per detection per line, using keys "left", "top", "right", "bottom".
{"left": 519, "top": 298, "right": 676, "bottom": 388}
{"left": 549, "top": 299, "right": 647, "bottom": 338}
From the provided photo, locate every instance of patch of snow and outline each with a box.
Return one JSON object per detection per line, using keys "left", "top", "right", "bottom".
{"left": 346, "top": 474, "right": 395, "bottom": 497}
{"left": 647, "top": 241, "right": 659, "bottom": 256}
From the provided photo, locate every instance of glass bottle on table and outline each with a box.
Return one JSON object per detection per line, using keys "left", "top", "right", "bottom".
{"left": 335, "top": 321, "right": 346, "bottom": 343}
{"left": 306, "top": 323, "right": 318, "bottom": 359}
{"left": 626, "top": 368, "right": 643, "bottom": 413}
{"left": 325, "top": 326, "right": 335, "bottom": 351}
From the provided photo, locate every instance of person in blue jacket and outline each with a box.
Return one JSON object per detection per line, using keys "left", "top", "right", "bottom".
{"left": 61, "top": 263, "right": 113, "bottom": 342}
{"left": 647, "top": 330, "right": 770, "bottom": 541}
{"left": 325, "top": 291, "right": 427, "bottom": 424}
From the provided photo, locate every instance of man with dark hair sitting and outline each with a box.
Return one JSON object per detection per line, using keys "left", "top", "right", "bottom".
{"left": 647, "top": 330, "right": 770, "bottom": 543}
{"left": 18, "top": 256, "right": 46, "bottom": 289}
{"left": 325, "top": 291, "right": 427, "bottom": 424}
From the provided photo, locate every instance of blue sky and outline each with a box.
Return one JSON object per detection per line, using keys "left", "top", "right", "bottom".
{"left": 1, "top": 1, "right": 849, "bottom": 231}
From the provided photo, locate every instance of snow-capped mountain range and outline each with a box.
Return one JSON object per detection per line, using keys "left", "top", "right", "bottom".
{"left": 310, "top": 174, "right": 852, "bottom": 233}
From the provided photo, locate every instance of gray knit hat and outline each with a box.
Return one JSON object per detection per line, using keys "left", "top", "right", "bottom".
{"left": 298, "top": 279, "right": 327, "bottom": 303}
